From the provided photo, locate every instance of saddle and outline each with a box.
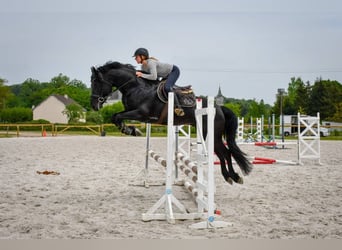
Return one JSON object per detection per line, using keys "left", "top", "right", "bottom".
{"left": 157, "top": 80, "right": 196, "bottom": 108}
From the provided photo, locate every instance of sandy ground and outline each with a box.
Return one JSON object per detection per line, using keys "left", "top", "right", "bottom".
{"left": 0, "top": 136, "right": 341, "bottom": 239}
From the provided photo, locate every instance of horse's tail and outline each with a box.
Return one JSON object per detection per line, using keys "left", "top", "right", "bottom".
{"left": 220, "top": 106, "right": 252, "bottom": 175}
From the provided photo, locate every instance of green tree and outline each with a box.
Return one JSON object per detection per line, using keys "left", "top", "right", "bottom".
{"left": 308, "top": 78, "right": 342, "bottom": 120}
{"left": 50, "top": 74, "right": 69, "bottom": 89}
{"left": 8, "top": 78, "right": 47, "bottom": 108}
{"left": 8, "top": 74, "right": 91, "bottom": 111}
{"left": 48, "top": 76, "right": 90, "bottom": 110}
{"left": 63, "top": 85, "right": 90, "bottom": 110}
{"left": 100, "top": 102, "right": 125, "bottom": 123}
{"left": 69, "top": 79, "right": 87, "bottom": 89}
{"left": 224, "top": 102, "right": 241, "bottom": 117}
{"left": 0, "top": 78, "right": 13, "bottom": 109}
{"left": 243, "top": 99, "right": 271, "bottom": 122}
{"left": 286, "top": 77, "right": 310, "bottom": 114}
{"left": 86, "top": 110, "right": 104, "bottom": 124}
{"left": 294, "top": 81, "right": 310, "bottom": 114}
{"left": 0, "top": 107, "right": 33, "bottom": 122}
{"left": 62, "top": 103, "right": 85, "bottom": 123}
{"left": 329, "top": 102, "right": 342, "bottom": 122}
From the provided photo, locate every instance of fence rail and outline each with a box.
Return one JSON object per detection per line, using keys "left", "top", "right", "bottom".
{"left": 0, "top": 124, "right": 54, "bottom": 137}
{"left": 0, "top": 123, "right": 167, "bottom": 137}
{"left": 1, "top": 123, "right": 341, "bottom": 138}
{"left": 54, "top": 124, "right": 101, "bottom": 136}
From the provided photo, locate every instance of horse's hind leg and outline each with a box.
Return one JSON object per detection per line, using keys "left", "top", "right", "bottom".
{"left": 224, "top": 147, "right": 243, "bottom": 184}
{"left": 215, "top": 141, "right": 243, "bottom": 184}
{"left": 216, "top": 150, "right": 233, "bottom": 185}
{"left": 215, "top": 141, "right": 238, "bottom": 184}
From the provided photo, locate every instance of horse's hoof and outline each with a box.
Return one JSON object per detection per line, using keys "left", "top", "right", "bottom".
{"left": 237, "top": 176, "right": 244, "bottom": 184}
{"left": 226, "top": 177, "right": 233, "bottom": 185}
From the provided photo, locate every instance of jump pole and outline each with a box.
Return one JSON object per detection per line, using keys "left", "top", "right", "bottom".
{"left": 142, "top": 94, "right": 230, "bottom": 228}
{"left": 142, "top": 92, "right": 205, "bottom": 224}
{"left": 130, "top": 123, "right": 152, "bottom": 187}
{"left": 189, "top": 97, "right": 231, "bottom": 229}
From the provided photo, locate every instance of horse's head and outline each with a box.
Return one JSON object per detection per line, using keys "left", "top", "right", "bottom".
{"left": 90, "top": 61, "right": 138, "bottom": 110}
{"left": 90, "top": 66, "right": 113, "bottom": 110}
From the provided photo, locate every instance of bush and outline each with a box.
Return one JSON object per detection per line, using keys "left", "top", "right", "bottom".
{"left": 331, "top": 130, "right": 342, "bottom": 136}
{"left": 86, "top": 111, "right": 103, "bottom": 124}
{"left": 100, "top": 102, "right": 124, "bottom": 123}
{"left": 31, "top": 119, "right": 51, "bottom": 124}
{"left": 0, "top": 107, "right": 33, "bottom": 123}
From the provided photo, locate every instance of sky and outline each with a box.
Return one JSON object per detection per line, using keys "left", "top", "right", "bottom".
{"left": 1, "top": 0, "right": 342, "bottom": 104}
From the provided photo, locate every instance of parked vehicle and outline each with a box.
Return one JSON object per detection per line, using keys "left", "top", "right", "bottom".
{"left": 280, "top": 115, "right": 329, "bottom": 136}
{"left": 279, "top": 115, "right": 298, "bottom": 136}
{"left": 315, "top": 127, "right": 330, "bottom": 137}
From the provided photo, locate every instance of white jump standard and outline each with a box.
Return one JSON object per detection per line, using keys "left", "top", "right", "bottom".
{"left": 142, "top": 93, "right": 231, "bottom": 229}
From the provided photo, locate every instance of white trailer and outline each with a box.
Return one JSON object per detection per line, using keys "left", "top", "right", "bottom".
{"left": 280, "top": 115, "right": 297, "bottom": 136}
{"left": 280, "top": 115, "right": 329, "bottom": 136}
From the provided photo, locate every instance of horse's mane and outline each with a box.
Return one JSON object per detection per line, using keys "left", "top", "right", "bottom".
{"left": 97, "top": 61, "right": 136, "bottom": 74}
{"left": 95, "top": 60, "right": 158, "bottom": 89}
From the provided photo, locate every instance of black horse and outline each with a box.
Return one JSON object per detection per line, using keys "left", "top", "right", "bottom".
{"left": 90, "top": 61, "right": 252, "bottom": 184}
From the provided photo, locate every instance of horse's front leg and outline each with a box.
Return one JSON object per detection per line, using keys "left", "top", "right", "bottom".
{"left": 111, "top": 110, "right": 144, "bottom": 136}
{"left": 111, "top": 113, "right": 124, "bottom": 130}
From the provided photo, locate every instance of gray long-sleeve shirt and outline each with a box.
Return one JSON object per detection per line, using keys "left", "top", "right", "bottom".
{"left": 141, "top": 59, "right": 173, "bottom": 80}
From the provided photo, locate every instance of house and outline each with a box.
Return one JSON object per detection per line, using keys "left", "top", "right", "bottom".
{"left": 103, "top": 91, "right": 122, "bottom": 106}
{"left": 33, "top": 94, "right": 85, "bottom": 124}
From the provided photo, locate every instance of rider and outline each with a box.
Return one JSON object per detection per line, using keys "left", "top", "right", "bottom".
{"left": 133, "top": 48, "right": 184, "bottom": 116}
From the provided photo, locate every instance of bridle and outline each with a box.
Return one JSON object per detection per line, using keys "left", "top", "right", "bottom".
{"left": 91, "top": 71, "right": 134, "bottom": 108}
{"left": 91, "top": 77, "right": 112, "bottom": 107}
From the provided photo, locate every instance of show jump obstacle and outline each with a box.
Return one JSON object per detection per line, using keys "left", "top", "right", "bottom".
{"left": 250, "top": 113, "right": 321, "bottom": 165}
{"left": 297, "top": 112, "right": 321, "bottom": 165}
{"left": 141, "top": 93, "right": 230, "bottom": 229}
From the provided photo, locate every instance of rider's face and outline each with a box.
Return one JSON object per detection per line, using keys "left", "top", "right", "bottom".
{"left": 135, "top": 55, "right": 143, "bottom": 64}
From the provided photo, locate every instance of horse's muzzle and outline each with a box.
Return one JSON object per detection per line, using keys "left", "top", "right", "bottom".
{"left": 91, "top": 95, "right": 106, "bottom": 111}
{"left": 91, "top": 98, "right": 100, "bottom": 111}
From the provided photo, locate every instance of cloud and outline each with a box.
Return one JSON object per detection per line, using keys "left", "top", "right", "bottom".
{"left": 1, "top": 0, "right": 341, "bottom": 104}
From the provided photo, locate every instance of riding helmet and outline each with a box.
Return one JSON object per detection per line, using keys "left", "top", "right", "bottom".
{"left": 133, "top": 48, "right": 149, "bottom": 58}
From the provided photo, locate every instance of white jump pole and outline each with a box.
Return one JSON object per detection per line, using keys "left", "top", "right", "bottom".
{"left": 190, "top": 96, "right": 231, "bottom": 229}
{"left": 130, "top": 123, "right": 151, "bottom": 187}
{"left": 143, "top": 123, "right": 151, "bottom": 186}
{"left": 142, "top": 92, "right": 205, "bottom": 224}
{"left": 142, "top": 94, "right": 230, "bottom": 228}
{"left": 237, "top": 117, "right": 244, "bottom": 143}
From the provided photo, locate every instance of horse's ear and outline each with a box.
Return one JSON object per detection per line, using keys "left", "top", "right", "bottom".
{"left": 91, "top": 66, "right": 96, "bottom": 75}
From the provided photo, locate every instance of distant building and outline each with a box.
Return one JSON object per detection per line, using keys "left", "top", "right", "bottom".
{"left": 215, "top": 85, "right": 225, "bottom": 106}
{"left": 33, "top": 94, "right": 85, "bottom": 124}
{"left": 103, "top": 91, "right": 122, "bottom": 106}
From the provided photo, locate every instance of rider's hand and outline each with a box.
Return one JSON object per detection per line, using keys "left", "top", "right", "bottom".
{"left": 136, "top": 71, "right": 142, "bottom": 77}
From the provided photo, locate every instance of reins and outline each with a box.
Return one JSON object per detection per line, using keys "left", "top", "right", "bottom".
{"left": 92, "top": 72, "right": 134, "bottom": 104}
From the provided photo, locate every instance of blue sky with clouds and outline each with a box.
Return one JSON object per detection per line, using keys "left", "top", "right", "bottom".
{"left": 1, "top": 0, "right": 341, "bottom": 104}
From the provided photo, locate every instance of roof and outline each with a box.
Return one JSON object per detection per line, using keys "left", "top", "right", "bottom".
{"left": 52, "top": 94, "right": 77, "bottom": 106}
{"left": 216, "top": 85, "right": 224, "bottom": 98}
{"left": 33, "top": 94, "right": 80, "bottom": 111}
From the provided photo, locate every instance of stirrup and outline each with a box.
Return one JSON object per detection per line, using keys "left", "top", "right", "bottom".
{"left": 174, "top": 108, "right": 185, "bottom": 116}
